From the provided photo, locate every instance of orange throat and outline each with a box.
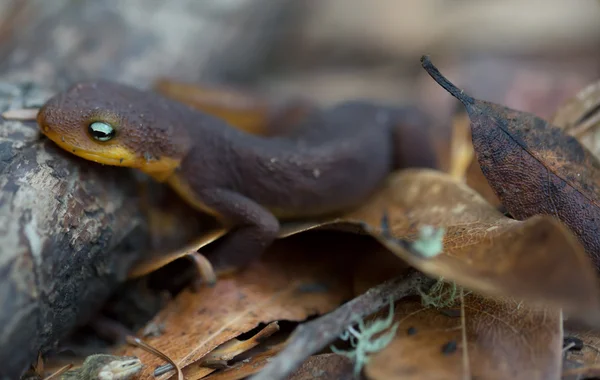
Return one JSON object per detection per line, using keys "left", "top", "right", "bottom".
{"left": 42, "top": 129, "right": 181, "bottom": 182}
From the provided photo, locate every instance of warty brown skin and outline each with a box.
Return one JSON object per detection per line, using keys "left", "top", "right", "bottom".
{"left": 38, "top": 81, "right": 425, "bottom": 269}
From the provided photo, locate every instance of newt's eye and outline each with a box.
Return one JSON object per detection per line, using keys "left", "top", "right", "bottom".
{"left": 88, "top": 122, "right": 116, "bottom": 142}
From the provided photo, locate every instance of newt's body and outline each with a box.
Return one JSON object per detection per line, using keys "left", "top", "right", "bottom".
{"left": 38, "top": 81, "right": 431, "bottom": 269}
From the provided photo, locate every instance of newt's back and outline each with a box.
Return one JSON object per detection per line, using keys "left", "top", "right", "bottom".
{"left": 179, "top": 101, "right": 398, "bottom": 219}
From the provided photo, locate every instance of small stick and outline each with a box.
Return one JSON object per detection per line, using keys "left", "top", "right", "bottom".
{"left": 1, "top": 108, "right": 39, "bottom": 120}
{"left": 126, "top": 336, "right": 183, "bottom": 380}
{"left": 250, "top": 270, "right": 435, "bottom": 380}
{"left": 42, "top": 364, "right": 73, "bottom": 380}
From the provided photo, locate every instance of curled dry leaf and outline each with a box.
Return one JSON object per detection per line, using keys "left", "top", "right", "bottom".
{"left": 202, "top": 342, "right": 287, "bottom": 380}
{"left": 200, "top": 321, "right": 280, "bottom": 369}
{"left": 155, "top": 321, "right": 281, "bottom": 379}
{"left": 553, "top": 80, "right": 600, "bottom": 159}
{"left": 420, "top": 56, "right": 600, "bottom": 270}
{"left": 116, "top": 233, "right": 362, "bottom": 380}
{"left": 279, "top": 169, "right": 600, "bottom": 318}
{"left": 365, "top": 294, "right": 562, "bottom": 380}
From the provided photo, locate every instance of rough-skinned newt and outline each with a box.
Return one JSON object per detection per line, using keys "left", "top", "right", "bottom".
{"left": 37, "top": 81, "right": 433, "bottom": 270}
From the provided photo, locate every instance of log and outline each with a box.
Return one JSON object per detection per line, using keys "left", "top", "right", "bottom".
{"left": 0, "top": 1, "right": 291, "bottom": 378}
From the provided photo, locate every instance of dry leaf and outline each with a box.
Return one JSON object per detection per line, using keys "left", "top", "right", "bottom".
{"left": 420, "top": 56, "right": 600, "bottom": 269}
{"left": 553, "top": 80, "right": 600, "bottom": 160}
{"left": 553, "top": 80, "right": 600, "bottom": 139}
{"left": 154, "top": 79, "right": 312, "bottom": 136}
{"left": 116, "top": 233, "right": 363, "bottom": 379}
{"left": 365, "top": 294, "right": 562, "bottom": 380}
{"left": 448, "top": 111, "right": 474, "bottom": 181}
{"left": 253, "top": 271, "right": 435, "bottom": 380}
{"left": 201, "top": 322, "right": 280, "bottom": 369}
{"left": 204, "top": 350, "right": 353, "bottom": 380}
{"left": 464, "top": 153, "right": 503, "bottom": 209}
{"left": 202, "top": 342, "right": 287, "bottom": 380}
{"left": 287, "top": 354, "right": 354, "bottom": 380}
{"left": 165, "top": 322, "right": 281, "bottom": 379}
{"left": 279, "top": 169, "right": 600, "bottom": 318}
{"left": 449, "top": 110, "right": 503, "bottom": 208}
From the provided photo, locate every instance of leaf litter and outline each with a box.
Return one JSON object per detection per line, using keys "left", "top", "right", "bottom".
{"left": 115, "top": 233, "right": 362, "bottom": 379}
{"left": 365, "top": 291, "right": 562, "bottom": 380}
{"left": 98, "top": 65, "right": 600, "bottom": 380}
{"left": 420, "top": 55, "right": 600, "bottom": 270}
{"left": 279, "top": 169, "right": 599, "bottom": 319}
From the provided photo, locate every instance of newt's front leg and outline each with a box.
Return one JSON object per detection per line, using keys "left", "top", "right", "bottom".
{"left": 199, "top": 188, "right": 280, "bottom": 272}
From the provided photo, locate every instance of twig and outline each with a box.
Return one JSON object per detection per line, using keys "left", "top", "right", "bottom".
{"left": 126, "top": 336, "right": 183, "bottom": 380}
{"left": 42, "top": 364, "right": 73, "bottom": 380}
{"left": 250, "top": 270, "right": 435, "bottom": 380}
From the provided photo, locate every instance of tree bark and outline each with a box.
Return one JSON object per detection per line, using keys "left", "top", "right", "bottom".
{"left": 0, "top": 1, "right": 291, "bottom": 378}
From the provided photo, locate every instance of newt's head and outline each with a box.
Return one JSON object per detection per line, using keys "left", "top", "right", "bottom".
{"left": 37, "top": 81, "right": 192, "bottom": 181}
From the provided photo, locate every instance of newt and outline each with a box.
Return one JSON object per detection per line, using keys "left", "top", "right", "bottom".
{"left": 37, "top": 81, "right": 434, "bottom": 272}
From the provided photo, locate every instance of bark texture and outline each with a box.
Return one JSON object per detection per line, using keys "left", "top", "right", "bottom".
{"left": 0, "top": 1, "right": 291, "bottom": 378}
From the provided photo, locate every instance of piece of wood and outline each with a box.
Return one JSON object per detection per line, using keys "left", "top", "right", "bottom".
{"left": 0, "top": 1, "right": 292, "bottom": 378}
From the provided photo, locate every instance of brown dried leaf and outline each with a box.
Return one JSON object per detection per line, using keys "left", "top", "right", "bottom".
{"left": 168, "top": 322, "right": 281, "bottom": 379}
{"left": 116, "top": 234, "right": 361, "bottom": 380}
{"left": 553, "top": 80, "right": 600, "bottom": 160}
{"left": 365, "top": 293, "right": 562, "bottom": 380}
{"left": 420, "top": 56, "right": 600, "bottom": 269}
{"left": 448, "top": 111, "right": 474, "bottom": 181}
{"left": 465, "top": 155, "right": 502, "bottom": 209}
{"left": 154, "top": 79, "right": 312, "bottom": 136}
{"left": 286, "top": 354, "right": 354, "bottom": 380}
{"left": 202, "top": 322, "right": 280, "bottom": 368}
{"left": 553, "top": 80, "right": 600, "bottom": 139}
{"left": 253, "top": 271, "right": 434, "bottom": 380}
{"left": 206, "top": 351, "right": 353, "bottom": 380}
{"left": 279, "top": 169, "right": 600, "bottom": 318}
{"left": 202, "top": 342, "right": 286, "bottom": 380}
{"left": 450, "top": 110, "right": 502, "bottom": 208}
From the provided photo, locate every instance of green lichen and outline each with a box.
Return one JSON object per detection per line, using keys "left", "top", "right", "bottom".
{"left": 330, "top": 298, "right": 399, "bottom": 377}
{"left": 413, "top": 225, "right": 445, "bottom": 258}
{"left": 419, "top": 278, "right": 458, "bottom": 308}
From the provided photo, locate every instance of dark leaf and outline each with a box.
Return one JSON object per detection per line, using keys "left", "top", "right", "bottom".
{"left": 421, "top": 55, "right": 600, "bottom": 269}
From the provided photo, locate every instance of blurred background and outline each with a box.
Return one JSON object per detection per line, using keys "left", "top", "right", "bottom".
{"left": 0, "top": 0, "right": 599, "bottom": 159}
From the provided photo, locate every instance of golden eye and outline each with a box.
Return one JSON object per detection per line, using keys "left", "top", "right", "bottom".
{"left": 88, "top": 122, "right": 116, "bottom": 142}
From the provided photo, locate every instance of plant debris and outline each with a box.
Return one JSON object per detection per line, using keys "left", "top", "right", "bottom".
{"left": 330, "top": 299, "right": 399, "bottom": 376}
{"left": 251, "top": 270, "right": 436, "bottom": 380}
{"left": 420, "top": 55, "right": 600, "bottom": 270}
{"left": 365, "top": 292, "right": 562, "bottom": 379}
